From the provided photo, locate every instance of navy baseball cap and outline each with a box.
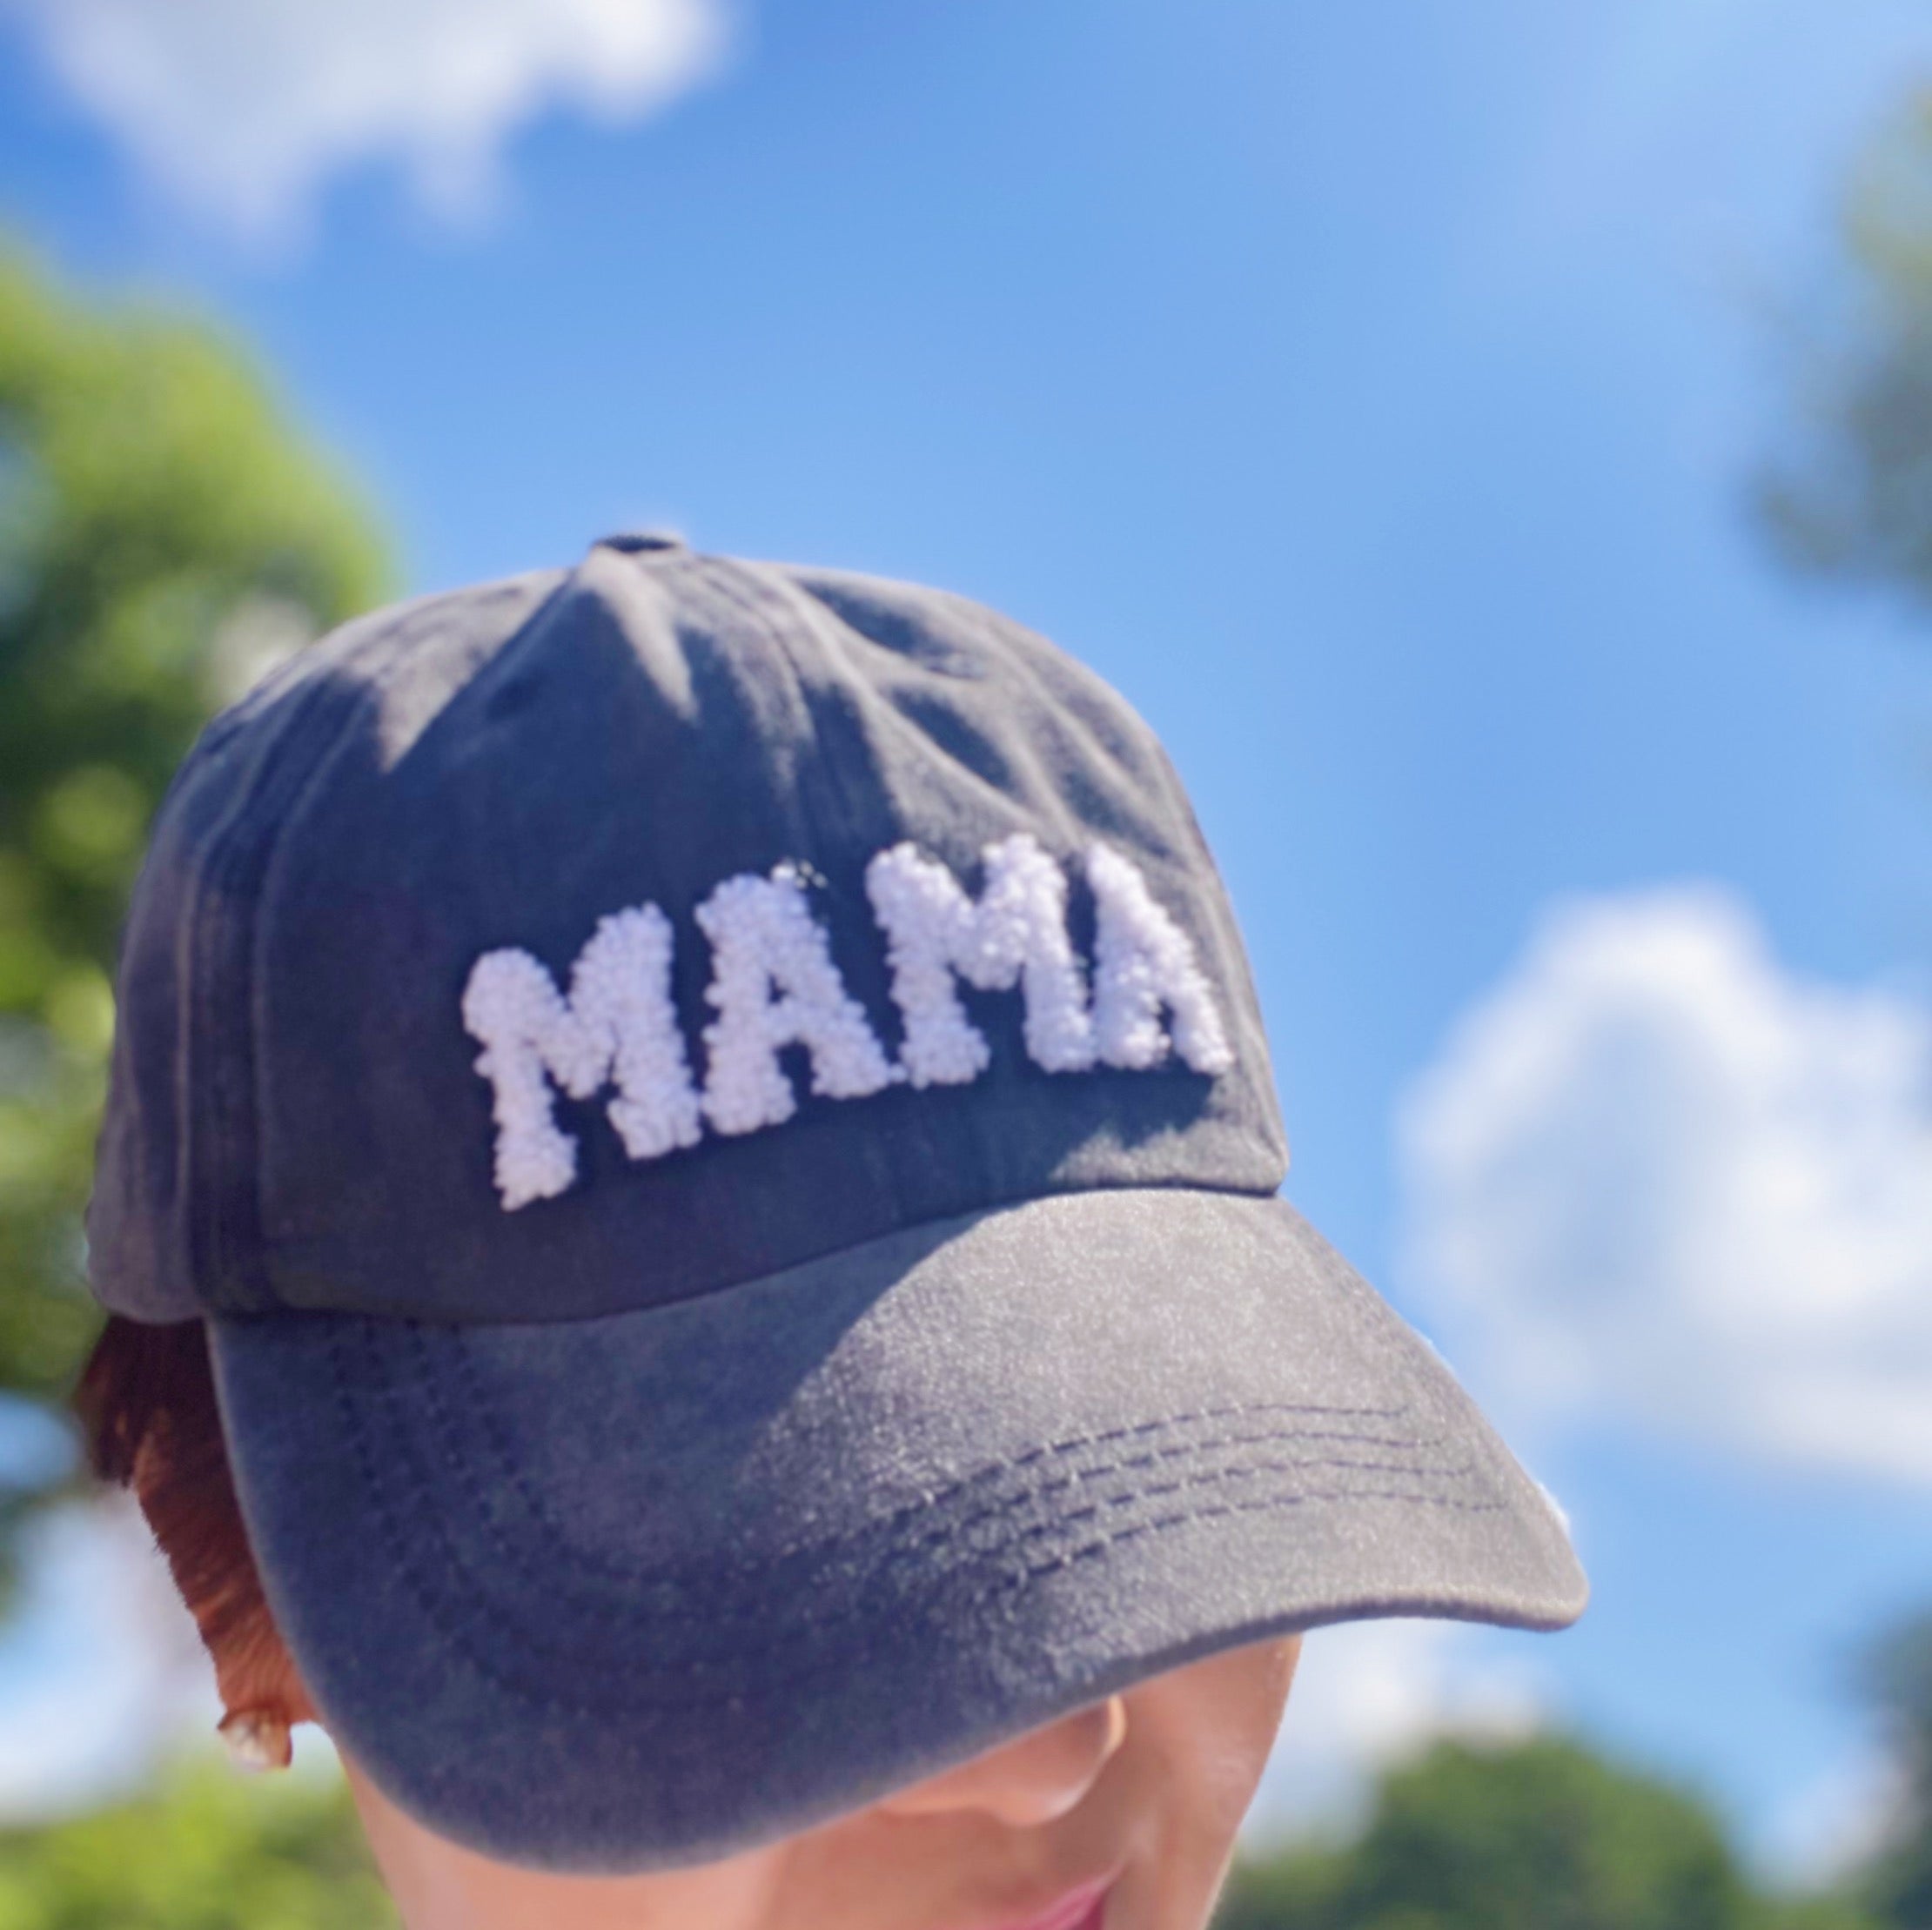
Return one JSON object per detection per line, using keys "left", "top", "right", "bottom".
{"left": 88, "top": 534, "right": 1586, "bottom": 1872}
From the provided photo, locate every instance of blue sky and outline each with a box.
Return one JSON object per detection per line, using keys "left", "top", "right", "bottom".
{"left": 3, "top": 0, "right": 1930, "bottom": 1875}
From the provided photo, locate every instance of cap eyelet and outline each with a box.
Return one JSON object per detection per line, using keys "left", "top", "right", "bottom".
{"left": 594, "top": 530, "right": 687, "bottom": 555}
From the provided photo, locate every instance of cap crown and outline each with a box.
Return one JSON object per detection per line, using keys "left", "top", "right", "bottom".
{"left": 90, "top": 540, "right": 1287, "bottom": 1323}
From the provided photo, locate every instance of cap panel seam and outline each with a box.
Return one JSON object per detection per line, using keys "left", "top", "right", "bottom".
{"left": 687, "top": 556, "right": 864, "bottom": 871}
{"left": 235, "top": 573, "right": 575, "bottom": 1310}
{"left": 137, "top": 580, "right": 567, "bottom": 1317}
{"left": 187, "top": 661, "right": 393, "bottom": 1311}
{"left": 194, "top": 595, "right": 451, "bottom": 1309}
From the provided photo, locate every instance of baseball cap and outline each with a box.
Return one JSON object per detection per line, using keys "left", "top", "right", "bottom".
{"left": 88, "top": 533, "right": 1586, "bottom": 1872}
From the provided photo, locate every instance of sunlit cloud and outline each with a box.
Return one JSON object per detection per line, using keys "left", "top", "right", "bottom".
{"left": 1399, "top": 885, "right": 1932, "bottom": 1486}
{"left": 0, "top": 0, "right": 731, "bottom": 240}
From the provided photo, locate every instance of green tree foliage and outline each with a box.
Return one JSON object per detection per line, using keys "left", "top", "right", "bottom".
{"left": 0, "top": 1759, "right": 395, "bottom": 1930}
{"left": 1860, "top": 1612, "right": 1932, "bottom": 1928}
{"left": 1749, "top": 89, "right": 1932, "bottom": 1907}
{"left": 1218, "top": 1736, "right": 1886, "bottom": 1930}
{"left": 0, "top": 247, "right": 389, "bottom": 1494}
{"left": 1756, "top": 87, "right": 1932, "bottom": 613}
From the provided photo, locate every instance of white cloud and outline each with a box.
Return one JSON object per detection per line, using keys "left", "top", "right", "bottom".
{"left": 1399, "top": 886, "right": 1932, "bottom": 1486}
{"left": 1, "top": 0, "right": 729, "bottom": 238}
{"left": 1245, "top": 1620, "right": 1547, "bottom": 1844}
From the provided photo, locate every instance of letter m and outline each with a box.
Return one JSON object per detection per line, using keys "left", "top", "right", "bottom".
{"left": 460, "top": 906, "right": 702, "bottom": 1210}
{"left": 865, "top": 833, "right": 1097, "bottom": 1085}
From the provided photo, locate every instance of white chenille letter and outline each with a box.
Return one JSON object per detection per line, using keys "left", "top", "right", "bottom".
{"left": 1087, "top": 844, "right": 1235, "bottom": 1075}
{"left": 866, "top": 833, "right": 1097, "bottom": 1082}
{"left": 461, "top": 905, "right": 703, "bottom": 1211}
{"left": 696, "top": 865, "right": 900, "bottom": 1136}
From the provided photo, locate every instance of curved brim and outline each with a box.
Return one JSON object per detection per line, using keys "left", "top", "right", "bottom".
{"left": 211, "top": 1189, "right": 1586, "bottom": 1873}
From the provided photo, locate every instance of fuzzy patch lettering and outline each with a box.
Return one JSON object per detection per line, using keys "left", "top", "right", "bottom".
{"left": 462, "top": 837, "right": 1231, "bottom": 1209}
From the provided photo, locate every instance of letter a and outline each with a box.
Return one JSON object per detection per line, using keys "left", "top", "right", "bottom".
{"left": 1086, "top": 844, "right": 1235, "bottom": 1075}
{"left": 696, "top": 864, "right": 898, "bottom": 1136}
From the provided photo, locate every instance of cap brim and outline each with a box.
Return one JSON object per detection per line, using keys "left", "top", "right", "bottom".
{"left": 211, "top": 1189, "right": 1585, "bottom": 1873}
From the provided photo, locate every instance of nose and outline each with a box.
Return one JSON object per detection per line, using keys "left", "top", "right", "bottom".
{"left": 876, "top": 1695, "right": 1129, "bottom": 1829}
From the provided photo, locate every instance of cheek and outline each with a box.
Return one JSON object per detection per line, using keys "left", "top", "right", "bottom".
{"left": 1116, "top": 1640, "right": 1301, "bottom": 1878}
{"left": 1142, "top": 1638, "right": 1298, "bottom": 1773}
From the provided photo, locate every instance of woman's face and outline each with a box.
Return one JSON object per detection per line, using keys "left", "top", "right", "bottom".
{"left": 343, "top": 1634, "right": 1301, "bottom": 1930}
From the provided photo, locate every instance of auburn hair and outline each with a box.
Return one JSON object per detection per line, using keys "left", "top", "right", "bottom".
{"left": 74, "top": 1315, "right": 292, "bottom": 1697}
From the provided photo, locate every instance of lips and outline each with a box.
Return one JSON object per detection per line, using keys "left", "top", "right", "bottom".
{"left": 983, "top": 1873, "right": 1116, "bottom": 1930}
